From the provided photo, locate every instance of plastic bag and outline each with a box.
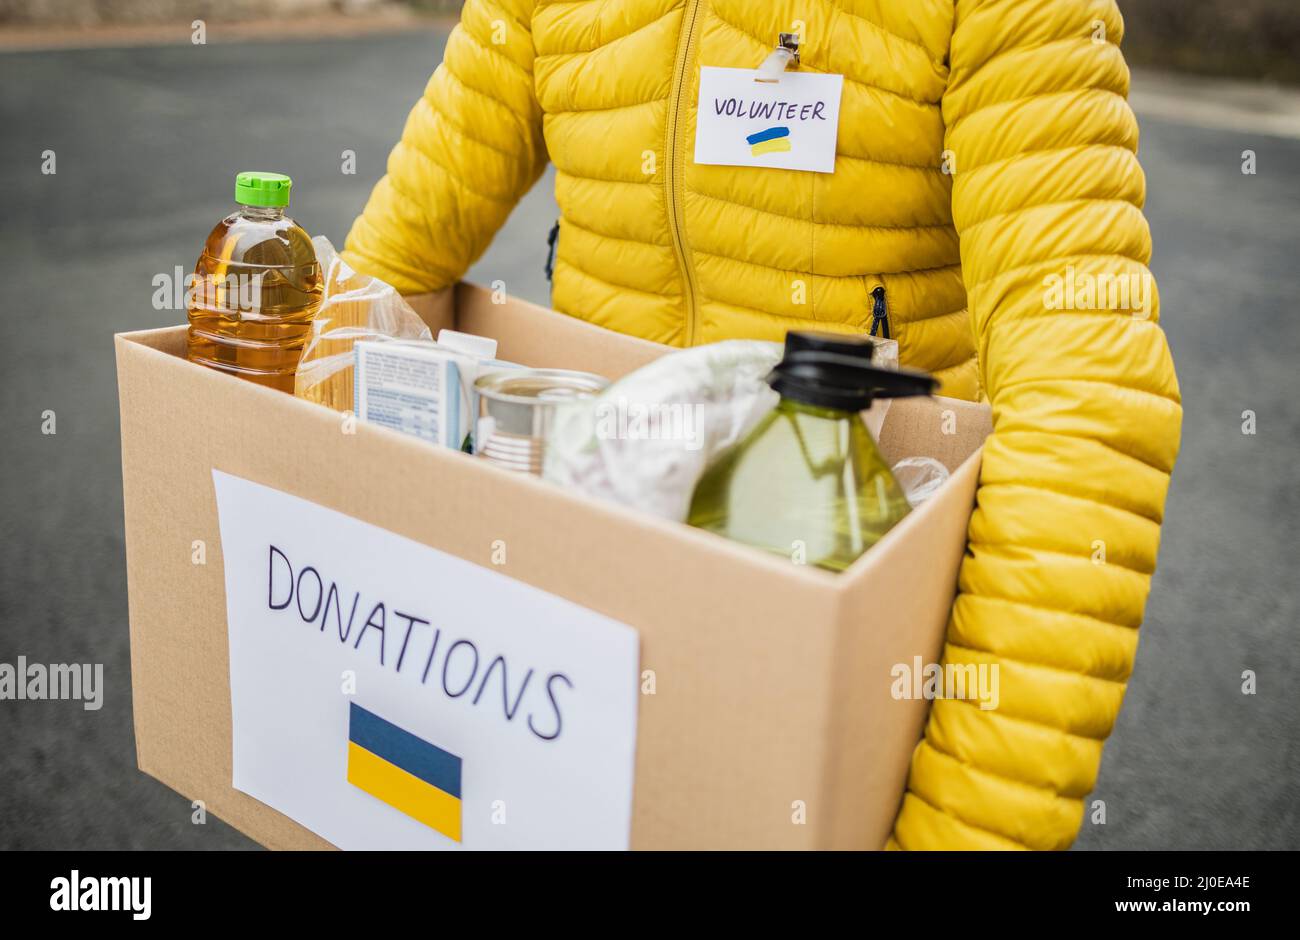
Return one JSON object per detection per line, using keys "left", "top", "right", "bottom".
{"left": 543, "top": 341, "right": 784, "bottom": 521}
{"left": 293, "top": 236, "right": 432, "bottom": 411}
{"left": 891, "top": 456, "right": 950, "bottom": 507}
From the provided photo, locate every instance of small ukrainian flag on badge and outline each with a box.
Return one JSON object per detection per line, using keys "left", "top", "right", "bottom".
{"left": 747, "top": 125, "right": 792, "bottom": 156}
{"left": 346, "top": 703, "right": 463, "bottom": 843}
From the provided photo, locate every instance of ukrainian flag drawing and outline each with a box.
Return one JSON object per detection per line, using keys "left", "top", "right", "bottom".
{"left": 346, "top": 703, "right": 463, "bottom": 843}
{"left": 747, "top": 125, "right": 791, "bottom": 157}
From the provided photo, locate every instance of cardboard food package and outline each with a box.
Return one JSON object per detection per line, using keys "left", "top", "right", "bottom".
{"left": 115, "top": 283, "right": 991, "bottom": 850}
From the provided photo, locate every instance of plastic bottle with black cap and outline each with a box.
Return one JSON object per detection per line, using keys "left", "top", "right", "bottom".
{"left": 687, "top": 331, "right": 937, "bottom": 572}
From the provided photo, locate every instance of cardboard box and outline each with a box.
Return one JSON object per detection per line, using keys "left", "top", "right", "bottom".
{"left": 115, "top": 283, "right": 991, "bottom": 850}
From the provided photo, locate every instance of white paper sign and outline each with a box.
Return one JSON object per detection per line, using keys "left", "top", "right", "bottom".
{"left": 212, "top": 470, "right": 640, "bottom": 850}
{"left": 694, "top": 66, "right": 844, "bottom": 173}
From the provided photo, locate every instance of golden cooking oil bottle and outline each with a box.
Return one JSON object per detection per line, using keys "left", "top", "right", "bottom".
{"left": 186, "top": 172, "right": 322, "bottom": 392}
{"left": 687, "top": 332, "right": 937, "bottom": 572}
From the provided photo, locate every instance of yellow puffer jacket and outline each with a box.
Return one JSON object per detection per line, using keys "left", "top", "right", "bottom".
{"left": 344, "top": 0, "right": 1182, "bottom": 850}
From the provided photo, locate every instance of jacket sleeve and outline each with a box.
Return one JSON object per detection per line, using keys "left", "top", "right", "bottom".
{"left": 890, "top": 0, "right": 1183, "bottom": 849}
{"left": 342, "top": 0, "right": 546, "bottom": 294}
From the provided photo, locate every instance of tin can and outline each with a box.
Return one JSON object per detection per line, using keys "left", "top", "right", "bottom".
{"left": 474, "top": 368, "right": 609, "bottom": 474}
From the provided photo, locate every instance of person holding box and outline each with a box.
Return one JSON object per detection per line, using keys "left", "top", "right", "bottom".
{"left": 342, "top": 1, "right": 1181, "bottom": 850}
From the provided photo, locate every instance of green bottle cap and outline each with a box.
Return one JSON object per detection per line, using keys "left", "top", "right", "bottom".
{"left": 234, "top": 171, "right": 292, "bottom": 207}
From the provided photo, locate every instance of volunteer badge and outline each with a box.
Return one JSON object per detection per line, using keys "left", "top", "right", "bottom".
{"left": 346, "top": 703, "right": 462, "bottom": 843}
{"left": 694, "top": 66, "right": 844, "bottom": 173}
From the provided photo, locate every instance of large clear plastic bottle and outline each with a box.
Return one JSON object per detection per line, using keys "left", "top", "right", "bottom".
{"left": 186, "top": 172, "right": 322, "bottom": 392}
{"left": 687, "top": 332, "right": 937, "bottom": 572}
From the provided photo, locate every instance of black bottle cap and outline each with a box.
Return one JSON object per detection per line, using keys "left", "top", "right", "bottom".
{"left": 782, "top": 330, "right": 880, "bottom": 359}
{"left": 767, "top": 331, "right": 937, "bottom": 411}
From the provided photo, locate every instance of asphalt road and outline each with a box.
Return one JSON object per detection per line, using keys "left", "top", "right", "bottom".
{"left": 1, "top": 28, "right": 1297, "bottom": 850}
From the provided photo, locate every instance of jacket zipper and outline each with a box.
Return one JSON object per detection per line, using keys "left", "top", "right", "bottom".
{"left": 869, "top": 285, "right": 890, "bottom": 339}
{"left": 666, "top": 0, "right": 702, "bottom": 346}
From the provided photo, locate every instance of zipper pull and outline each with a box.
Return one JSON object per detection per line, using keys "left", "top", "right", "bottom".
{"left": 869, "top": 285, "right": 890, "bottom": 339}
{"left": 544, "top": 220, "right": 560, "bottom": 282}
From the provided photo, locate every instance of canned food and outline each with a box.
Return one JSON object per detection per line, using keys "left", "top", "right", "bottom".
{"left": 474, "top": 368, "right": 609, "bottom": 474}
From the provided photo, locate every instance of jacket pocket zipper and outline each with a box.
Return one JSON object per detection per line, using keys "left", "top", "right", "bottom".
{"left": 544, "top": 219, "right": 560, "bottom": 282}
{"left": 869, "top": 285, "right": 890, "bottom": 339}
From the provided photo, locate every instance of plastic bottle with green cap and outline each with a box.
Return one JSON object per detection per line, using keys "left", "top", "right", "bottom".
{"left": 687, "top": 331, "right": 938, "bottom": 571}
{"left": 186, "top": 172, "right": 323, "bottom": 392}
